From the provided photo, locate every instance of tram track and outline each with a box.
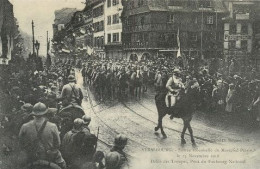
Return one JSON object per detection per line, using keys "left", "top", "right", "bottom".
{"left": 84, "top": 85, "right": 150, "bottom": 159}
{"left": 80, "top": 71, "right": 215, "bottom": 145}
{"left": 121, "top": 101, "right": 216, "bottom": 144}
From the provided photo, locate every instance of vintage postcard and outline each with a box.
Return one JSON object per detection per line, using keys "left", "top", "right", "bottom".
{"left": 0, "top": 0, "right": 259, "bottom": 169}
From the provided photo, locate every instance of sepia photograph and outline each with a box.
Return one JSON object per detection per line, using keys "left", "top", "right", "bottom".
{"left": 0, "top": 0, "right": 259, "bottom": 168}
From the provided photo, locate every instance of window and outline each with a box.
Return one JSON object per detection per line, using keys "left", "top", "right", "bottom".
{"left": 107, "top": 0, "right": 111, "bottom": 7}
{"left": 138, "top": 0, "right": 144, "bottom": 7}
{"left": 168, "top": 0, "right": 182, "bottom": 6}
{"left": 112, "top": 14, "right": 120, "bottom": 24}
{"left": 107, "top": 34, "right": 111, "bottom": 43}
{"left": 93, "top": 6, "right": 103, "bottom": 18}
{"left": 94, "top": 21, "right": 104, "bottom": 32}
{"left": 113, "top": 33, "right": 119, "bottom": 42}
{"left": 230, "top": 24, "right": 236, "bottom": 34}
{"left": 199, "top": 0, "right": 211, "bottom": 8}
{"left": 241, "top": 40, "right": 248, "bottom": 50}
{"left": 100, "top": 36, "right": 104, "bottom": 47}
{"left": 140, "top": 16, "right": 145, "bottom": 26}
{"left": 190, "top": 33, "right": 197, "bottom": 41}
{"left": 130, "top": 1, "right": 135, "bottom": 9}
{"left": 206, "top": 16, "right": 214, "bottom": 24}
{"left": 241, "top": 24, "right": 248, "bottom": 34}
{"left": 113, "top": 0, "right": 119, "bottom": 6}
{"left": 168, "top": 14, "right": 174, "bottom": 23}
{"left": 194, "top": 16, "right": 198, "bottom": 24}
{"left": 107, "top": 16, "right": 111, "bottom": 25}
{"left": 94, "top": 37, "right": 98, "bottom": 47}
{"left": 229, "top": 41, "right": 236, "bottom": 49}
{"left": 100, "top": 21, "right": 104, "bottom": 31}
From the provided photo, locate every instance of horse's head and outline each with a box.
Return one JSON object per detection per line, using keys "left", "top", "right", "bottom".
{"left": 185, "top": 81, "right": 200, "bottom": 100}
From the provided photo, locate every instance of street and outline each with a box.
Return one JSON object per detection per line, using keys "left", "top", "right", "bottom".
{"left": 75, "top": 71, "right": 260, "bottom": 169}
{"left": 0, "top": 0, "right": 259, "bottom": 168}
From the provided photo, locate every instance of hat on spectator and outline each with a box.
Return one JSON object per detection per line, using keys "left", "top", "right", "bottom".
{"left": 21, "top": 103, "right": 33, "bottom": 112}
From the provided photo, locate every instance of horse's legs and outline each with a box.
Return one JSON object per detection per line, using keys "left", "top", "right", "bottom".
{"left": 138, "top": 86, "right": 141, "bottom": 99}
{"left": 155, "top": 114, "right": 161, "bottom": 132}
{"left": 135, "top": 86, "right": 137, "bottom": 98}
{"left": 181, "top": 121, "right": 188, "bottom": 144}
{"left": 157, "top": 114, "right": 166, "bottom": 138}
{"left": 160, "top": 118, "right": 167, "bottom": 138}
{"left": 187, "top": 122, "right": 196, "bottom": 145}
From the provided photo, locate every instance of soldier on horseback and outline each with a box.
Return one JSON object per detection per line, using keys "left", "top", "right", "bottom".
{"left": 165, "top": 68, "right": 185, "bottom": 119}
{"left": 59, "top": 75, "right": 83, "bottom": 107}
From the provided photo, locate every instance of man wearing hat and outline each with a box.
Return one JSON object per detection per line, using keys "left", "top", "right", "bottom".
{"left": 60, "top": 75, "right": 83, "bottom": 107}
{"left": 62, "top": 118, "right": 96, "bottom": 167}
{"left": 165, "top": 68, "right": 185, "bottom": 119}
{"left": 106, "top": 134, "right": 128, "bottom": 169}
{"left": 19, "top": 102, "right": 66, "bottom": 168}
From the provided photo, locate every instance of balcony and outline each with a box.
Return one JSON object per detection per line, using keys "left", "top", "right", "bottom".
{"left": 106, "top": 42, "right": 122, "bottom": 46}
{"left": 123, "top": 41, "right": 152, "bottom": 49}
{"left": 123, "top": 41, "right": 177, "bottom": 49}
{"left": 123, "top": 23, "right": 214, "bottom": 33}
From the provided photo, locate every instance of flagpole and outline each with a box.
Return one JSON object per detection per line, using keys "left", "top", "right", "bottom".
{"left": 200, "top": 6, "right": 204, "bottom": 60}
{"left": 47, "top": 31, "right": 48, "bottom": 56}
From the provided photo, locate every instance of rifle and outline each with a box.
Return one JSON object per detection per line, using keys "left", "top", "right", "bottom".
{"left": 94, "top": 127, "right": 100, "bottom": 152}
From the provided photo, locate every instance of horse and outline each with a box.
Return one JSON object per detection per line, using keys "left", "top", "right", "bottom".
{"left": 155, "top": 83, "right": 200, "bottom": 145}
{"left": 56, "top": 105, "right": 85, "bottom": 139}
{"left": 22, "top": 160, "right": 61, "bottom": 169}
{"left": 129, "top": 70, "right": 143, "bottom": 99}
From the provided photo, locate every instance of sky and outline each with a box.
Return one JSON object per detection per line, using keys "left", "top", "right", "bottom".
{"left": 10, "top": 0, "right": 85, "bottom": 56}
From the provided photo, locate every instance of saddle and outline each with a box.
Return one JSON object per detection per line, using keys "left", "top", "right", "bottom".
{"left": 165, "top": 89, "right": 181, "bottom": 108}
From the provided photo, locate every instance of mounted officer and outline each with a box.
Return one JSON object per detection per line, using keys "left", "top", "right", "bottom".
{"left": 165, "top": 68, "right": 185, "bottom": 119}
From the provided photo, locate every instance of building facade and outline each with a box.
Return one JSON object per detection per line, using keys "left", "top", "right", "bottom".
{"left": 93, "top": 0, "right": 105, "bottom": 59}
{"left": 104, "top": 0, "right": 123, "bottom": 60}
{"left": 0, "top": 0, "right": 16, "bottom": 65}
{"left": 52, "top": 8, "right": 77, "bottom": 39}
{"left": 223, "top": 0, "right": 259, "bottom": 70}
{"left": 121, "top": 0, "right": 227, "bottom": 61}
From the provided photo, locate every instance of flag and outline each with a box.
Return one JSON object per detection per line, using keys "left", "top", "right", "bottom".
{"left": 87, "top": 46, "right": 93, "bottom": 55}
{"left": 47, "top": 40, "right": 50, "bottom": 52}
{"left": 177, "top": 28, "right": 181, "bottom": 58}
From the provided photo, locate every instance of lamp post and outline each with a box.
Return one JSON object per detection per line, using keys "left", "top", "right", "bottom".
{"left": 35, "top": 40, "right": 40, "bottom": 57}
{"left": 200, "top": 5, "right": 204, "bottom": 60}
{"left": 32, "top": 20, "right": 35, "bottom": 55}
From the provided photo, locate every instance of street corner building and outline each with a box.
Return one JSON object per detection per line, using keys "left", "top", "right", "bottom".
{"left": 51, "top": 0, "right": 260, "bottom": 69}
{"left": 121, "top": 0, "right": 228, "bottom": 61}
{"left": 0, "top": 0, "right": 17, "bottom": 65}
{"left": 222, "top": 0, "right": 260, "bottom": 71}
